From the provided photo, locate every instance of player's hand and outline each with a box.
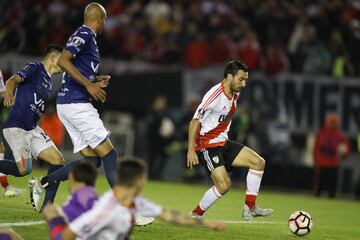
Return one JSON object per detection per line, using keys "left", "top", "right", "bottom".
{"left": 42, "top": 204, "right": 61, "bottom": 222}
{"left": 96, "top": 75, "right": 111, "bottom": 88}
{"left": 204, "top": 220, "right": 226, "bottom": 231}
{"left": 86, "top": 82, "right": 107, "bottom": 103}
{"left": 187, "top": 150, "right": 199, "bottom": 169}
{"left": 3, "top": 93, "right": 15, "bottom": 107}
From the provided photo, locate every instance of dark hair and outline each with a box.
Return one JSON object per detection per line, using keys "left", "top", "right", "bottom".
{"left": 70, "top": 161, "right": 97, "bottom": 187}
{"left": 43, "top": 44, "right": 63, "bottom": 57}
{"left": 223, "top": 60, "right": 248, "bottom": 78}
{"left": 117, "top": 157, "right": 147, "bottom": 187}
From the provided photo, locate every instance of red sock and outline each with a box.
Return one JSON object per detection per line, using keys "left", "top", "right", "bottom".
{"left": 0, "top": 176, "right": 9, "bottom": 189}
{"left": 192, "top": 204, "right": 205, "bottom": 216}
{"left": 245, "top": 194, "right": 257, "bottom": 209}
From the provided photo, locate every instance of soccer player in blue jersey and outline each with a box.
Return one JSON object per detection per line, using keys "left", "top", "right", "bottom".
{"left": 29, "top": 2, "right": 119, "bottom": 210}
{"left": 0, "top": 45, "right": 66, "bottom": 205}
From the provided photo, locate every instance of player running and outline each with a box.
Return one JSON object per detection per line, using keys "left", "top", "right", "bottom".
{"left": 187, "top": 60, "right": 273, "bottom": 221}
{"left": 29, "top": 2, "right": 118, "bottom": 211}
{"left": 0, "top": 69, "right": 23, "bottom": 197}
{"left": 42, "top": 157, "right": 226, "bottom": 240}
{"left": 0, "top": 45, "right": 66, "bottom": 197}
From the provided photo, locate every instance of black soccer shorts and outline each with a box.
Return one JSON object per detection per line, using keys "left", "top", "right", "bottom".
{"left": 196, "top": 140, "right": 244, "bottom": 175}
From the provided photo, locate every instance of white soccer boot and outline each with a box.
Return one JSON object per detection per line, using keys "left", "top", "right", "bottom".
{"left": 242, "top": 204, "right": 273, "bottom": 221}
{"left": 3, "top": 185, "right": 24, "bottom": 197}
{"left": 189, "top": 211, "right": 203, "bottom": 219}
{"left": 134, "top": 216, "right": 155, "bottom": 227}
{"left": 28, "top": 177, "right": 45, "bottom": 212}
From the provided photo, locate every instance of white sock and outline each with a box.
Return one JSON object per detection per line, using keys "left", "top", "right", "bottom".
{"left": 199, "top": 186, "right": 223, "bottom": 211}
{"left": 0, "top": 153, "right": 5, "bottom": 177}
{"left": 246, "top": 169, "right": 264, "bottom": 195}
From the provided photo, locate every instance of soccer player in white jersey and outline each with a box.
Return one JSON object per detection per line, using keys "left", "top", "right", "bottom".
{"left": 187, "top": 60, "right": 273, "bottom": 221}
{"left": 43, "top": 157, "right": 226, "bottom": 240}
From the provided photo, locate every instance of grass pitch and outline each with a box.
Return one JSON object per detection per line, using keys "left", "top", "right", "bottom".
{"left": 0, "top": 170, "right": 359, "bottom": 240}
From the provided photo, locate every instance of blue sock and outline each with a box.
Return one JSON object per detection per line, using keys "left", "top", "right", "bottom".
{"left": 41, "top": 164, "right": 63, "bottom": 209}
{"left": 42, "top": 157, "right": 102, "bottom": 186}
{"left": 102, "top": 149, "right": 118, "bottom": 187}
{"left": 0, "top": 159, "right": 22, "bottom": 176}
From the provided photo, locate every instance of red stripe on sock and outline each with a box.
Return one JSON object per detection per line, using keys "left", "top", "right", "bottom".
{"left": 0, "top": 176, "right": 9, "bottom": 188}
{"left": 245, "top": 194, "right": 257, "bottom": 209}
{"left": 192, "top": 204, "right": 205, "bottom": 216}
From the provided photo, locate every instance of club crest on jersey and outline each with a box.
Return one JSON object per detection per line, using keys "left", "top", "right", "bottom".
{"left": 198, "top": 108, "right": 206, "bottom": 118}
{"left": 212, "top": 156, "right": 219, "bottom": 164}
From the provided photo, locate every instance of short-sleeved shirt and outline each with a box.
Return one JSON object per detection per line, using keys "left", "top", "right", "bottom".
{"left": 69, "top": 191, "right": 163, "bottom": 240}
{"left": 193, "top": 81, "right": 239, "bottom": 150}
{"left": 3, "top": 63, "right": 52, "bottom": 131}
{"left": 57, "top": 25, "right": 99, "bottom": 104}
{"left": 61, "top": 186, "right": 98, "bottom": 223}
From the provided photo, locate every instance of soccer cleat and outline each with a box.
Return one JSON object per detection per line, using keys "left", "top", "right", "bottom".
{"left": 3, "top": 185, "right": 24, "bottom": 198}
{"left": 189, "top": 211, "right": 203, "bottom": 219}
{"left": 28, "top": 177, "right": 44, "bottom": 212}
{"left": 242, "top": 204, "right": 273, "bottom": 221}
{"left": 134, "top": 216, "right": 155, "bottom": 227}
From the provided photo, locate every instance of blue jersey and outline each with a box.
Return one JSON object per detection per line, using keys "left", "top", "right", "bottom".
{"left": 57, "top": 25, "right": 99, "bottom": 104}
{"left": 3, "top": 63, "right": 52, "bottom": 131}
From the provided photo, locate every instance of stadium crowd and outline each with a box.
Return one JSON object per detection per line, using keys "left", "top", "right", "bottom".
{"left": 1, "top": 0, "right": 360, "bottom": 77}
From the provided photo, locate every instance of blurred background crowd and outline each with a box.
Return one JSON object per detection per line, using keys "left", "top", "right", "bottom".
{"left": 1, "top": 0, "right": 360, "bottom": 77}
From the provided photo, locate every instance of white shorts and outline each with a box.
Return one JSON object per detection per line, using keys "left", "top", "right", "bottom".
{"left": 57, "top": 103, "right": 110, "bottom": 153}
{"left": 3, "top": 126, "right": 55, "bottom": 162}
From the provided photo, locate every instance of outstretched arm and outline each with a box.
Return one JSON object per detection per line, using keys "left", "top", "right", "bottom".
{"left": 159, "top": 208, "right": 226, "bottom": 231}
{"left": 42, "top": 204, "right": 77, "bottom": 240}
{"left": 58, "top": 50, "right": 106, "bottom": 102}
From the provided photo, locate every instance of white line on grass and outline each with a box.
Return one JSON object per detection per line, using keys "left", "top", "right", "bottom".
{"left": 0, "top": 220, "right": 45, "bottom": 227}
{"left": 0, "top": 219, "right": 285, "bottom": 228}
{"left": 221, "top": 220, "right": 286, "bottom": 225}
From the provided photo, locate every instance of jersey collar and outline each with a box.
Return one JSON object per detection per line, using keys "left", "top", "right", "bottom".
{"left": 41, "top": 63, "right": 51, "bottom": 79}
{"left": 82, "top": 25, "right": 97, "bottom": 37}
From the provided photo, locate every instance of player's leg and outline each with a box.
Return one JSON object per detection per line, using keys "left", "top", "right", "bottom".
{"left": 191, "top": 148, "right": 228, "bottom": 217}
{"left": 0, "top": 141, "right": 24, "bottom": 197}
{"left": 27, "top": 127, "right": 65, "bottom": 211}
{"left": 57, "top": 103, "right": 116, "bottom": 187}
{"left": 231, "top": 145, "right": 272, "bottom": 220}
{"left": 0, "top": 128, "right": 32, "bottom": 176}
{"left": 91, "top": 138, "right": 118, "bottom": 187}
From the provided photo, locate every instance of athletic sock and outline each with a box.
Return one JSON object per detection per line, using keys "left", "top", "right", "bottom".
{"left": 41, "top": 164, "right": 63, "bottom": 209}
{"left": 0, "top": 175, "right": 9, "bottom": 189}
{"left": 0, "top": 160, "right": 22, "bottom": 176}
{"left": 245, "top": 169, "right": 264, "bottom": 209}
{"left": 102, "top": 148, "right": 118, "bottom": 188}
{"left": 192, "top": 186, "right": 223, "bottom": 216}
{"left": 42, "top": 157, "right": 102, "bottom": 187}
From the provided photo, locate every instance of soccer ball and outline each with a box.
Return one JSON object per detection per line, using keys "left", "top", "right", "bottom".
{"left": 288, "top": 211, "right": 313, "bottom": 236}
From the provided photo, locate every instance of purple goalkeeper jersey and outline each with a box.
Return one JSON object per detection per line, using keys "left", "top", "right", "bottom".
{"left": 61, "top": 186, "right": 98, "bottom": 223}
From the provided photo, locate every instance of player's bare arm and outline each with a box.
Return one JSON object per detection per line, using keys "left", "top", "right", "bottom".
{"left": 187, "top": 118, "right": 201, "bottom": 169}
{"left": 42, "top": 204, "right": 77, "bottom": 240}
{"left": 159, "top": 208, "right": 226, "bottom": 231}
{"left": 4, "top": 74, "right": 22, "bottom": 107}
{"left": 58, "top": 50, "right": 107, "bottom": 102}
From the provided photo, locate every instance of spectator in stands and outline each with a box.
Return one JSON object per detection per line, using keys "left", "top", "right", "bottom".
{"left": 146, "top": 96, "right": 174, "bottom": 180}
{"left": 313, "top": 114, "right": 351, "bottom": 198}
